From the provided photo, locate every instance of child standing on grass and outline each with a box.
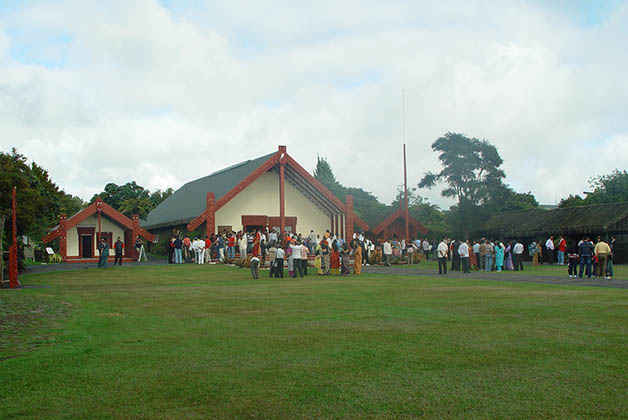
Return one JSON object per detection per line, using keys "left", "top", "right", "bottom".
{"left": 250, "top": 256, "right": 260, "bottom": 279}
{"left": 567, "top": 246, "right": 579, "bottom": 278}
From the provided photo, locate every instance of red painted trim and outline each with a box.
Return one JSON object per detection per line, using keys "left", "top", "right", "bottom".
{"left": 242, "top": 215, "right": 268, "bottom": 228}
{"left": 284, "top": 154, "right": 346, "bottom": 211}
{"left": 77, "top": 227, "right": 95, "bottom": 259}
{"left": 187, "top": 152, "right": 281, "bottom": 232}
{"left": 354, "top": 215, "right": 369, "bottom": 231}
{"left": 280, "top": 161, "right": 285, "bottom": 234}
{"left": 215, "top": 153, "right": 281, "bottom": 212}
{"left": 43, "top": 197, "right": 147, "bottom": 243}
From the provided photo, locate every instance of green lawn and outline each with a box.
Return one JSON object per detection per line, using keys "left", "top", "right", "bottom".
{"left": 1, "top": 265, "right": 627, "bottom": 419}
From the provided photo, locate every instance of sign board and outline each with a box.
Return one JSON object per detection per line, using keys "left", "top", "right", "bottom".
{"left": 45, "top": 247, "right": 55, "bottom": 255}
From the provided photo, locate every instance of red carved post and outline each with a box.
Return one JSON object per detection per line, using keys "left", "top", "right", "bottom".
{"left": 345, "top": 195, "right": 354, "bottom": 242}
{"left": 131, "top": 215, "right": 140, "bottom": 259}
{"left": 279, "top": 146, "right": 287, "bottom": 235}
{"left": 9, "top": 187, "right": 18, "bottom": 288}
{"left": 59, "top": 215, "right": 67, "bottom": 261}
{"left": 205, "top": 192, "right": 215, "bottom": 237}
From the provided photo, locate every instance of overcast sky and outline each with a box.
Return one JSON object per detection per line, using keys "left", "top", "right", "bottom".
{"left": 1, "top": 0, "right": 627, "bottom": 209}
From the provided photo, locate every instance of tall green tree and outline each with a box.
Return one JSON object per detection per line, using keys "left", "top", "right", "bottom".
{"left": 1, "top": 149, "right": 74, "bottom": 281}
{"left": 419, "top": 132, "right": 505, "bottom": 206}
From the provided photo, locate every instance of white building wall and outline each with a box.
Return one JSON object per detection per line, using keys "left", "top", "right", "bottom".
{"left": 215, "top": 170, "right": 332, "bottom": 236}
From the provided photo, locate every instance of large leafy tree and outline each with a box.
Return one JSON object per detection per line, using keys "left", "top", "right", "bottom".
{"left": 1, "top": 149, "right": 80, "bottom": 280}
{"left": 418, "top": 132, "right": 539, "bottom": 237}
{"left": 419, "top": 132, "right": 505, "bottom": 206}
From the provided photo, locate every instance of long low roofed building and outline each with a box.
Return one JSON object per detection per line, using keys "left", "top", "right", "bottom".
{"left": 480, "top": 203, "right": 628, "bottom": 263}
{"left": 142, "top": 146, "right": 368, "bottom": 241}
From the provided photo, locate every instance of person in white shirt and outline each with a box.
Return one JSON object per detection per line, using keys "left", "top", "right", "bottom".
{"left": 437, "top": 239, "right": 449, "bottom": 275}
{"left": 513, "top": 240, "right": 524, "bottom": 271}
{"left": 238, "top": 235, "right": 248, "bottom": 260}
{"left": 423, "top": 239, "right": 431, "bottom": 260}
{"left": 274, "top": 246, "right": 285, "bottom": 278}
{"left": 290, "top": 241, "right": 303, "bottom": 278}
{"left": 458, "top": 241, "right": 470, "bottom": 273}
{"left": 545, "top": 236, "right": 555, "bottom": 264}
{"left": 382, "top": 240, "right": 393, "bottom": 267}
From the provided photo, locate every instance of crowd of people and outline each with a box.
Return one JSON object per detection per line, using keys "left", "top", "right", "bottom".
{"left": 164, "top": 229, "right": 380, "bottom": 278}
{"left": 161, "top": 228, "right": 617, "bottom": 281}
{"left": 432, "top": 235, "right": 616, "bottom": 279}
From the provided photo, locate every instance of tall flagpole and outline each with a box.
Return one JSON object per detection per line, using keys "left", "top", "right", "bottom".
{"left": 403, "top": 90, "right": 409, "bottom": 245}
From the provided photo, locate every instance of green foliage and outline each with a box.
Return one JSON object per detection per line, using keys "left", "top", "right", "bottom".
{"left": 418, "top": 133, "right": 539, "bottom": 236}
{"left": 559, "top": 194, "right": 585, "bottom": 208}
{"left": 1, "top": 149, "right": 80, "bottom": 244}
{"left": 419, "top": 132, "right": 505, "bottom": 205}
{"left": 559, "top": 170, "right": 628, "bottom": 208}
{"left": 584, "top": 169, "right": 628, "bottom": 204}
{"left": 149, "top": 187, "right": 174, "bottom": 207}
{"left": 118, "top": 197, "right": 154, "bottom": 219}
{"left": 90, "top": 181, "right": 150, "bottom": 209}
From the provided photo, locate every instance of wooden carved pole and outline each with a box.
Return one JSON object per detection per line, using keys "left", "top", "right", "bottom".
{"left": 279, "top": 146, "right": 287, "bottom": 235}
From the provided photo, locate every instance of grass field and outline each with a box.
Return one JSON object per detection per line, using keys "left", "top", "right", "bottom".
{"left": 1, "top": 265, "right": 627, "bottom": 419}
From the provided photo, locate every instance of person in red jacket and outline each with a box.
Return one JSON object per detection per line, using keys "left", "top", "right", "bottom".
{"left": 557, "top": 235, "right": 567, "bottom": 265}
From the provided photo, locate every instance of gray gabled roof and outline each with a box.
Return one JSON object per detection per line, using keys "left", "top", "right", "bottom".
{"left": 142, "top": 152, "right": 276, "bottom": 229}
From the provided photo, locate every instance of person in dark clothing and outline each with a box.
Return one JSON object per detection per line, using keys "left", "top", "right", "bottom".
{"left": 98, "top": 238, "right": 109, "bottom": 268}
{"left": 451, "top": 240, "right": 461, "bottom": 271}
{"left": 578, "top": 237, "right": 594, "bottom": 279}
{"left": 167, "top": 237, "right": 175, "bottom": 264}
{"left": 174, "top": 237, "right": 183, "bottom": 264}
{"left": 114, "top": 237, "right": 124, "bottom": 266}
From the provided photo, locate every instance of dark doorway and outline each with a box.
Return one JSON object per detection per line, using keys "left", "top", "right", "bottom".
{"left": 81, "top": 235, "right": 93, "bottom": 258}
{"left": 245, "top": 225, "right": 264, "bottom": 233}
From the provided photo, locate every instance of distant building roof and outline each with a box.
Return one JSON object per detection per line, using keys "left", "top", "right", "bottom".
{"left": 142, "top": 152, "right": 275, "bottom": 229}
{"left": 482, "top": 203, "right": 628, "bottom": 237}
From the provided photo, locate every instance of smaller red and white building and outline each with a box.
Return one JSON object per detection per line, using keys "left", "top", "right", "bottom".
{"left": 371, "top": 207, "right": 429, "bottom": 243}
{"left": 43, "top": 198, "right": 155, "bottom": 263}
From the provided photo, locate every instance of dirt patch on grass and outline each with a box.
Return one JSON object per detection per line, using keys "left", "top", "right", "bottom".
{"left": 0, "top": 292, "right": 71, "bottom": 360}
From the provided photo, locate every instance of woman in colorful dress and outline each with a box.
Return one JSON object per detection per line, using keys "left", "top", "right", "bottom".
{"left": 320, "top": 240, "right": 331, "bottom": 275}
{"left": 353, "top": 241, "right": 362, "bottom": 275}
{"left": 504, "top": 241, "right": 514, "bottom": 271}
{"left": 330, "top": 240, "right": 340, "bottom": 275}
{"left": 340, "top": 243, "right": 351, "bottom": 275}
{"left": 494, "top": 241, "right": 505, "bottom": 272}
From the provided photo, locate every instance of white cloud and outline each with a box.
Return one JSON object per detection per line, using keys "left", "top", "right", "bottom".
{"left": 1, "top": 0, "right": 627, "bottom": 210}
